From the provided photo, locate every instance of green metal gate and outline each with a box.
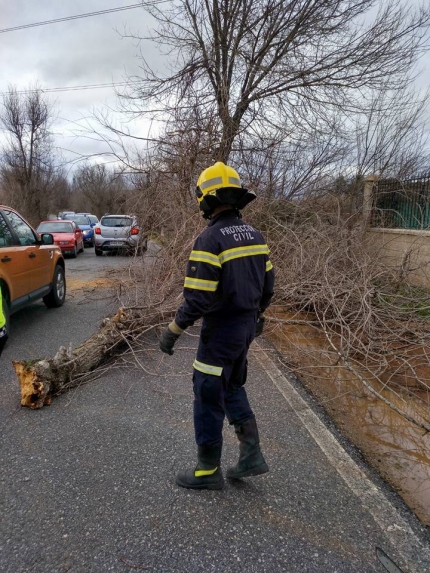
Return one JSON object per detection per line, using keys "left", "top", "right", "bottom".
{"left": 371, "top": 173, "right": 430, "bottom": 230}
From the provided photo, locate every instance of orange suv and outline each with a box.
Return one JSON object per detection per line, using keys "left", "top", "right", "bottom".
{"left": 0, "top": 206, "right": 66, "bottom": 335}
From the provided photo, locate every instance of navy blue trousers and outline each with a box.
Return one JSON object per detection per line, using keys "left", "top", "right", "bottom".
{"left": 193, "top": 315, "right": 257, "bottom": 446}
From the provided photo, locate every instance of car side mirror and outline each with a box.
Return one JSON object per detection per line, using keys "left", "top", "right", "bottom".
{"left": 40, "top": 233, "right": 54, "bottom": 245}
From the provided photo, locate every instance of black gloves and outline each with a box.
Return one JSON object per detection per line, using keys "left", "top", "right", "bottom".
{"left": 159, "top": 321, "right": 184, "bottom": 355}
{"left": 255, "top": 314, "right": 265, "bottom": 337}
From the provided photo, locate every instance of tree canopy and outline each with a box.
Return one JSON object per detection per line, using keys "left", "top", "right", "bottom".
{"left": 119, "top": 0, "right": 430, "bottom": 162}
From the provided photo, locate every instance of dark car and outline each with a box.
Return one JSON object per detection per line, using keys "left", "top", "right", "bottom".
{"left": 58, "top": 210, "right": 75, "bottom": 219}
{"left": 76, "top": 213, "right": 99, "bottom": 226}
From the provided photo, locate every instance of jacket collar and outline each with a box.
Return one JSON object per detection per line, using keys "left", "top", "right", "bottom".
{"left": 208, "top": 209, "right": 239, "bottom": 226}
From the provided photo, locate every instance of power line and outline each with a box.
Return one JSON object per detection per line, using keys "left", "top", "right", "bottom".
{"left": 0, "top": 81, "right": 141, "bottom": 95}
{"left": 0, "top": 4, "right": 143, "bottom": 34}
{"left": 0, "top": 82, "right": 139, "bottom": 95}
{"left": 1, "top": 82, "right": 129, "bottom": 95}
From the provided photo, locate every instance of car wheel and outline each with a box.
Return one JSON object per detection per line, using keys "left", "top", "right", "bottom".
{"left": 95, "top": 247, "right": 103, "bottom": 256}
{"left": 79, "top": 240, "right": 84, "bottom": 253}
{"left": 43, "top": 265, "right": 66, "bottom": 308}
{"left": 71, "top": 243, "right": 78, "bottom": 258}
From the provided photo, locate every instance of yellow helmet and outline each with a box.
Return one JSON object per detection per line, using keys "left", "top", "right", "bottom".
{"left": 195, "top": 162, "right": 256, "bottom": 217}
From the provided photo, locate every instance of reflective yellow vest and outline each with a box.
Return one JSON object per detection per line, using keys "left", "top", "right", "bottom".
{"left": 0, "top": 293, "right": 6, "bottom": 329}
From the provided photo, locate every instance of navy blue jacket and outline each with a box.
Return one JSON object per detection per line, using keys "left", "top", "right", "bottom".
{"left": 175, "top": 210, "right": 274, "bottom": 329}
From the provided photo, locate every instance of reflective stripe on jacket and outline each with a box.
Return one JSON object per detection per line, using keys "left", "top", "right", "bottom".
{"left": 0, "top": 293, "right": 6, "bottom": 329}
{"left": 175, "top": 210, "right": 274, "bottom": 329}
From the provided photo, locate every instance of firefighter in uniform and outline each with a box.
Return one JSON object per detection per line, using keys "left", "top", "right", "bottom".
{"left": 0, "top": 291, "right": 8, "bottom": 357}
{"left": 159, "top": 162, "right": 275, "bottom": 490}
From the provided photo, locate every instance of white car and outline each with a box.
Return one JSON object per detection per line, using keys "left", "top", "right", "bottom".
{"left": 93, "top": 214, "right": 147, "bottom": 256}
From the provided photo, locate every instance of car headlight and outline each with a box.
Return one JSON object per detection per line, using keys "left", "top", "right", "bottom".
{"left": 83, "top": 230, "right": 90, "bottom": 235}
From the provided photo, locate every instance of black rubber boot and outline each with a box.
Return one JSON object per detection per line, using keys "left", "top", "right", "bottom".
{"left": 227, "top": 417, "right": 269, "bottom": 479}
{"left": 176, "top": 443, "right": 224, "bottom": 490}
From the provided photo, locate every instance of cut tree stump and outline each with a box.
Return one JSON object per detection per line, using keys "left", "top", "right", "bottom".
{"left": 14, "top": 308, "right": 135, "bottom": 409}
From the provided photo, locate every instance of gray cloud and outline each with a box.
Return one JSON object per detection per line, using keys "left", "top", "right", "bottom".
{"left": 0, "top": 1, "right": 159, "bottom": 168}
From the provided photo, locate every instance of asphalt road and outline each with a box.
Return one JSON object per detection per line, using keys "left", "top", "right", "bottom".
{"left": 1, "top": 248, "right": 429, "bottom": 573}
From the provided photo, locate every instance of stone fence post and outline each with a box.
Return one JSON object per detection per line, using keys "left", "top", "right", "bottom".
{"left": 363, "top": 174, "right": 378, "bottom": 229}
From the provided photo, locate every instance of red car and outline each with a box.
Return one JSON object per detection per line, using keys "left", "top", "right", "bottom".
{"left": 36, "top": 220, "right": 84, "bottom": 258}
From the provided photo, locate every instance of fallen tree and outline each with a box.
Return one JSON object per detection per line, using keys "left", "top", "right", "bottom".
{"left": 14, "top": 307, "right": 134, "bottom": 408}
{"left": 13, "top": 304, "right": 176, "bottom": 409}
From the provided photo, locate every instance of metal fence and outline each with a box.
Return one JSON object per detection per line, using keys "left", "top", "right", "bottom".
{"left": 371, "top": 173, "right": 430, "bottom": 230}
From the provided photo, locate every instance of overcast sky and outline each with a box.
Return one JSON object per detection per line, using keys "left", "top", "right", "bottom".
{"left": 1, "top": 1, "right": 158, "bottom": 175}
{"left": 1, "top": 0, "right": 430, "bottom": 177}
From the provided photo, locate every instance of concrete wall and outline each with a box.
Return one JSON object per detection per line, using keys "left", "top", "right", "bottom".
{"left": 365, "top": 228, "right": 430, "bottom": 287}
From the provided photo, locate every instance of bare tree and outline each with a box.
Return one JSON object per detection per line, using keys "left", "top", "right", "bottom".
{"left": 71, "top": 163, "right": 131, "bottom": 216}
{"left": 0, "top": 86, "right": 61, "bottom": 223}
{"left": 352, "top": 85, "right": 430, "bottom": 179}
{"left": 117, "top": 0, "right": 429, "bottom": 163}
{"left": 235, "top": 118, "right": 348, "bottom": 200}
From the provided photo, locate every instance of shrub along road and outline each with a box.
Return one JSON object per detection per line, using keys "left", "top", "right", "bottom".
{"left": 1, "top": 248, "right": 429, "bottom": 572}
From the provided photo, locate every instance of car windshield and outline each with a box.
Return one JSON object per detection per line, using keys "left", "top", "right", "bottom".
{"left": 37, "top": 222, "right": 74, "bottom": 233}
{"left": 77, "top": 213, "right": 98, "bottom": 224}
{"left": 66, "top": 216, "right": 90, "bottom": 225}
{"left": 101, "top": 217, "right": 133, "bottom": 227}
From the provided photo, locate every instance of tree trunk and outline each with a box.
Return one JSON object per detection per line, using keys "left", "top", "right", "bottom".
{"left": 14, "top": 308, "right": 139, "bottom": 409}
{"left": 217, "top": 112, "right": 243, "bottom": 163}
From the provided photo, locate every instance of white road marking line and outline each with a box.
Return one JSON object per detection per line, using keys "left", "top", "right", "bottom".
{"left": 256, "top": 349, "right": 430, "bottom": 573}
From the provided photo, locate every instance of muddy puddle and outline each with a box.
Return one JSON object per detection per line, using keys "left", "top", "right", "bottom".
{"left": 266, "top": 309, "right": 430, "bottom": 525}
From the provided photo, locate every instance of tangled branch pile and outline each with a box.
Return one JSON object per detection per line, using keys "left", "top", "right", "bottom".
{"left": 119, "top": 194, "right": 430, "bottom": 430}
{"left": 252, "top": 196, "right": 430, "bottom": 431}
